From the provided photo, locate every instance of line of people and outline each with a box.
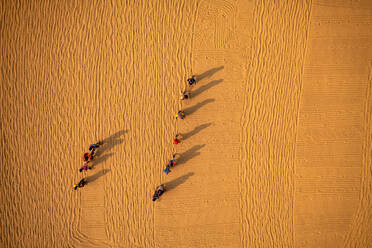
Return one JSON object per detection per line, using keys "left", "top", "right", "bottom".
{"left": 73, "top": 141, "right": 103, "bottom": 190}
{"left": 72, "top": 76, "right": 198, "bottom": 195}
{"left": 152, "top": 76, "right": 197, "bottom": 201}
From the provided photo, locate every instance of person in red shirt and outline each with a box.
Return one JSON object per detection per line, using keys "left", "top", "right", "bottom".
{"left": 83, "top": 153, "right": 92, "bottom": 162}
{"left": 173, "top": 134, "right": 182, "bottom": 144}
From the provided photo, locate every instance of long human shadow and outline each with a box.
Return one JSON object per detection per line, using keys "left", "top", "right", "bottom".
{"left": 91, "top": 153, "right": 113, "bottom": 168}
{"left": 86, "top": 169, "right": 111, "bottom": 183}
{"left": 195, "top": 66, "right": 224, "bottom": 82}
{"left": 192, "top": 79, "right": 223, "bottom": 99}
{"left": 95, "top": 130, "right": 127, "bottom": 157}
{"left": 175, "top": 144, "right": 206, "bottom": 166}
{"left": 165, "top": 172, "right": 194, "bottom": 192}
{"left": 183, "top": 99, "right": 215, "bottom": 116}
{"left": 180, "top": 123, "right": 212, "bottom": 141}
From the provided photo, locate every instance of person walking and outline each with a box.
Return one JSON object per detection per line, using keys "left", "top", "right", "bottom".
{"left": 89, "top": 141, "right": 102, "bottom": 156}
{"left": 168, "top": 154, "right": 176, "bottom": 167}
{"left": 83, "top": 152, "right": 92, "bottom": 162}
{"left": 163, "top": 165, "right": 171, "bottom": 175}
{"left": 73, "top": 178, "right": 88, "bottom": 190}
{"left": 152, "top": 185, "right": 165, "bottom": 201}
{"left": 187, "top": 76, "right": 196, "bottom": 87}
{"left": 173, "top": 134, "right": 182, "bottom": 144}
{"left": 176, "top": 110, "right": 185, "bottom": 120}
{"left": 180, "top": 90, "right": 191, "bottom": 100}
{"left": 79, "top": 163, "right": 92, "bottom": 172}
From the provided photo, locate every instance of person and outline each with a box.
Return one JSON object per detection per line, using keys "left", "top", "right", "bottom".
{"left": 89, "top": 143, "right": 99, "bottom": 150}
{"left": 152, "top": 185, "right": 165, "bottom": 201}
{"left": 168, "top": 154, "right": 176, "bottom": 167}
{"left": 89, "top": 141, "right": 102, "bottom": 156}
{"left": 89, "top": 141, "right": 102, "bottom": 150}
{"left": 180, "top": 90, "right": 191, "bottom": 100}
{"left": 176, "top": 111, "right": 185, "bottom": 120}
{"left": 163, "top": 165, "right": 171, "bottom": 175}
{"left": 187, "top": 76, "right": 196, "bottom": 87}
{"left": 79, "top": 163, "right": 92, "bottom": 172}
{"left": 73, "top": 178, "right": 87, "bottom": 190}
{"left": 173, "top": 134, "right": 181, "bottom": 144}
{"left": 83, "top": 152, "right": 92, "bottom": 162}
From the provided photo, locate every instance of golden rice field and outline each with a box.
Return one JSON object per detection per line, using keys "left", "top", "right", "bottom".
{"left": 1, "top": 0, "right": 371, "bottom": 247}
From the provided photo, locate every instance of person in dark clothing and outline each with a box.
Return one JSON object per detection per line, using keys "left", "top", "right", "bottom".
{"left": 73, "top": 178, "right": 88, "bottom": 190}
{"left": 187, "top": 76, "right": 196, "bottom": 87}
{"left": 152, "top": 185, "right": 165, "bottom": 201}
{"left": 89, "top": 141, "right": 102, "bottom": 156}
{"left": 180, "top": 90, "right": 191, "bottom": 100}
{"left": 168, "top": 154, "right": 176, "bottom": 167}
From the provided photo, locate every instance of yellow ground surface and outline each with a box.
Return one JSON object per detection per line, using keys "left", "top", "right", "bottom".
{"left": 1, "top": 0, "right": 371, "bottom": 247}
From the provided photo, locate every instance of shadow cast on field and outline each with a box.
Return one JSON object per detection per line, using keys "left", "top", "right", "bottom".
{"left": 181, "top": 123, "right": 212, "bottom": 141}
{"left": 91, "top": 153, "right": 113, "bottom": 168}
{"left": 175, "top": 144, "right": 206, "bottom": 166}
{"left": 183, "top": 99, "right": 215, "bottom": 116}
{"left": 195, "top": 66, "right": 224, "bottom": 82}
{"left": 192, "top": 79, "right": 223, "bottom": 98}
{"left": 165, "top": 172, "right": 194, "bottom": 192}
{"left": 86, "top": 169, "right": 111, "bottom": 183}
{"left": 95, "top": 130, "right": 127, "bottom": 157}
